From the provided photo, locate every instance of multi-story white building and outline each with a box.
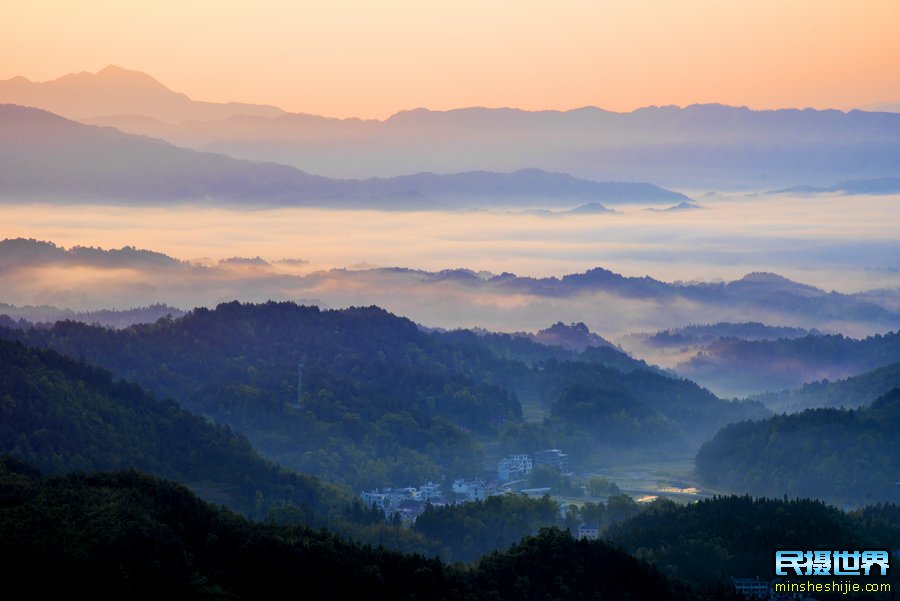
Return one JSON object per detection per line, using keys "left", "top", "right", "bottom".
{"left": 419, "top": 481, "right": 443, "bottom": 503}
{"left": 498, "top": 454, "right": 533, "bottom": 481}
{"left": 577, "top": 523, "right": 600, "bottom": 540}
{"left": 360, "top": 491, "right": 387, "bottom": 511}
{"left": 452, "top": 478, "right": 487, "bottom": 501}
{"left": 533, "top": 449, "right": 570, "bottom": 473}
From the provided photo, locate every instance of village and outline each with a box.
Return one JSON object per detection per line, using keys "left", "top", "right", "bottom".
{"left": 355, "top": 449, "right": 609, "bottom": 535}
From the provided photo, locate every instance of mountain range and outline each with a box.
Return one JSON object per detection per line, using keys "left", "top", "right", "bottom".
{"left": 0, "top": 104, "right": 686, "bottom": 207}
{"left": 3, "top": 66, "right": 900, "bottom": 188}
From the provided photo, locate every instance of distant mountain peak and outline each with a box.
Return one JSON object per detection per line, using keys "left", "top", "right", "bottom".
{"left": 93, "top": 64, "right": 170, "bottom": 85}
{"left": 739, "top": 272, "right": 794, "bottom": 283}
{"left": 97, "top": 64, "right": 132, "bottom": 75}
{"left": 0, "top": 66, "right": 283, "bottom": 123}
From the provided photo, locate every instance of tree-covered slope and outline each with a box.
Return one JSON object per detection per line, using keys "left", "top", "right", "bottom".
{"left": 695, "top": 388, "right": 900, "bottom": 504}
{"left": 607, "top": 495, "right": 900, "bottom": 586}
{"left": 1, "top": 301, "right": 764, "bottom": 485}
{"left": 1, "top": 303, "right": 515, "bottom": 488}
{"left": 0, "top": 458, "right": 702, "bottom": 601}
{"left": 472, "top": 527, "right": 697, "bottom": 601}
{"left": 0, "top": 458, "right": 465, "bottom": 601}
{"left": 0, "top": 338, "right": 350, "bottom": 520}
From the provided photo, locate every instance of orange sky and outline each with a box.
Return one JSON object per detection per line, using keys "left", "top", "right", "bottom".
{"left": 2, "top": 0, "right": 899, "bottom": 119}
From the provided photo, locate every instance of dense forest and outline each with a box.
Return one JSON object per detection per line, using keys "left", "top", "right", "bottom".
{"left": 411, "top": 490, "right": 643, "bottom": 563}
{"left": 752, "top": 360, "right": 900, "bottom": 413}
{"left": 413, "top": 494, "right": 562, "bottom": 562}
{"left": 0, "top": 337, "right": 355, "bottom": 521}
{"left": 0, "top": 301, "right": 765, "bottom": 487}
{"left": 0, "top": 457, "right": 704, "bottom": 601}
{"left": 695, "top": 388, "right": 900, "bottom": 503}
{"left": 608, "top": 495, "right": 900, "bottom": 587}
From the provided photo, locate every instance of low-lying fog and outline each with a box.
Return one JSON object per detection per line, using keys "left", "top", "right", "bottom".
{"left": 2, "top": 192, "right": 898, "bottom": 339}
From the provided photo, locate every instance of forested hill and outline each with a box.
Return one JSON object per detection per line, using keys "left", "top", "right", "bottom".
{"left": 0, "top": 338, "right": 350, "bottom": 520}
{"left": 607, "top": 495, "right": 900, "bottom": 586}
{"left": 0, "top": 458, "right": 698, "bottom": 601}
{"left": 0, "top": 301, "right": 764, "bottom": 487}
{"left": 695, "top": 388, "right": 900, "bottom": 504}
{"left": 442, "top": 326, "right": 658, "bottom": 374}
{"left": 0, "top": 303, "right": 516, "bottom": 488}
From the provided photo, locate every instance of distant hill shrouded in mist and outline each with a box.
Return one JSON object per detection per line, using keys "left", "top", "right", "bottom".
{"left": 0, "top": 104, "right": 688, "bottom": 208}
{"left": 674, "top": 330, "right": 900, "bottom": 398}
{"left": 0, "top": 303, "right": 185, "bottom": 329}
{"left": 2, "top": 239, "right": 898, "bottom": 340}
{"left": 751, "top": 360, "right": 900, "bottom": 413}
{"left": 774, "top": 177, "right": 900, "bottom": 195}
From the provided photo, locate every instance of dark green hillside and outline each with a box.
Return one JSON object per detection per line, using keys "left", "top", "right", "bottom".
{"left": 2, "top": 302, "right": 514, "bottom": 487}
{"left": 0, "top": 458, "right": 703, "bottom": 601}
{"left": 0, "top": 338, "right": 349, "bottom": 520}
{"left": 499, "top": 360, "right": 768, "bottom": 461}
{"left": 1, "top": 301, "right": 764, "bottom": 485}
{"left": 472, "top": 527, "right": 696, "bottom": 601}
{"left": 695, "top": 388, "right": 900, "bottom": 503}
{"left": 547, "top": 360, "right": 758, "bottom": 442}
{"left": 442, "top": 326, "right": 657, "bottom": 373}
{"left": 0, "top": 458, "right": 465, "bottom": 601}
{"left": 607, "top": 495, "right": 900, "bottom": 587}
{"left": 413, "top": 494, "right": 561, "bottom": 562}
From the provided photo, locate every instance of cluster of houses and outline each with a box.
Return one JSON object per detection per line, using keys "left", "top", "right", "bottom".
{"left": 359, "top": 449, "right": 574, "bottom": 523}
{"left": 359, "top": 478, "right": 503, "bottom": 522}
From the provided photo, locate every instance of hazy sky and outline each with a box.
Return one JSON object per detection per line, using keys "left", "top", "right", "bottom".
{"left": 3, "top": 1, "right": 899, "bottom": 118}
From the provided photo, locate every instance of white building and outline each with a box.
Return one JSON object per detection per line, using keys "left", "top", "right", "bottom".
{"left": 452, "top": 478, "right": 487, "bottom": 501}
{"left": 578, "top": 523, "right": 600, "bottom": 540}
{"left": 533, "top": 449, "right": 569, "bottom": 473}
{"left": 420, "top": 481, "right": 443, "bottom": 503}
{"left": 498, "top": 454, "right": 533, "bottom": 481}
{"left": 360, "top": 491, "right": 387, "bottom": 511}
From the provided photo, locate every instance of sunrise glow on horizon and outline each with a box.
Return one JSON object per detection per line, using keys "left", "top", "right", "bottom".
{"left": 3, "top": 0, "right": 899, "bottom": 119}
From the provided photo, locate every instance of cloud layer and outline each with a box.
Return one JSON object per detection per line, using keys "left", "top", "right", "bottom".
{"left": 2, "top": 193, "right": 898, "bottom": 342}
